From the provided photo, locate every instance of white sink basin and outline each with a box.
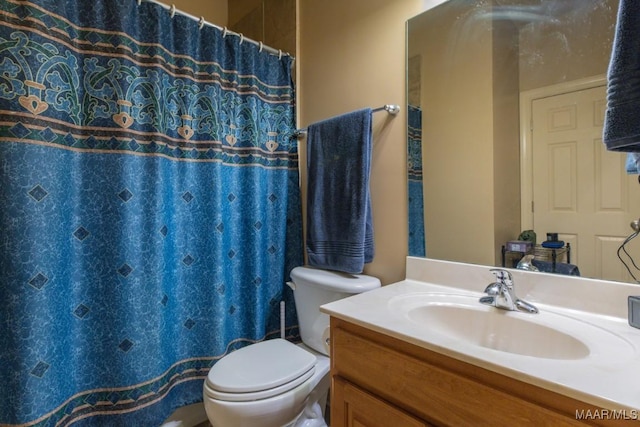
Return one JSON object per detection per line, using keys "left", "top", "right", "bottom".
{"left": 388, "top": 293, "right": 634, "bottom": 361}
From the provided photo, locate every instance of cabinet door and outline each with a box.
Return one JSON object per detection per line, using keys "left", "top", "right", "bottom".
{"left": 332, "top": 377, "right": 430, "bottom": 427}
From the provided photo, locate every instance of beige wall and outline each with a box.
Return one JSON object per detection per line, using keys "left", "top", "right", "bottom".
{"left": 170, "top": 0, "right": 297, "bottom": 56}
{"left": 172, "top": 0, "right": 424, "bottom": 284}
{"left": 492, "top": 19, "right": 521, "bottom": 264}
{"left": 414, "top": 2, "right": 497, "bottom": 266}
{"left": 409, "top": 1, "right": 521, "bottom": 267}
{"left": 167, "top": 0, "right": 617, "bottom": 281}
{"left": 228, "top": 0, "right": 296, "bottom": 56}
{"left": 519, "top": 0, "right": 617, "bottom": 91}
{"left": 172, "top": 0, "right": 228, "bottom": 27}
{"left": 298, "top": 0, "right": 423, "bottom": 285}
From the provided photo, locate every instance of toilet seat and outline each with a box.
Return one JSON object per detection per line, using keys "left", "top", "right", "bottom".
{"left": 204, "top": 339, "right": 316, "bottom": 402}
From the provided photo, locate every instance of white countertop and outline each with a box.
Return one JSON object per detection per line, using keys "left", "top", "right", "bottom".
{"left": 320, "top": 257, "right": 640, "bottom": 412}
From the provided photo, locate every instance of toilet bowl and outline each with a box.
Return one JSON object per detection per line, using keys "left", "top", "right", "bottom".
{"left": 202, "top": 266, "right": 380, "bottom": 427}
{"left": 204, "top": 339, "right": 330, "bottom": 427}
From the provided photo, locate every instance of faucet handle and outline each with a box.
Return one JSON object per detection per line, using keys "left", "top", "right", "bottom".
{"left": 489, "top": 268, "right": 513, "bottom": 287}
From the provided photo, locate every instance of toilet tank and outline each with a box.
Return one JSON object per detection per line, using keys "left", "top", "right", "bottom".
{"left": 289, "top": 266, "right": 380, "bottom": 356}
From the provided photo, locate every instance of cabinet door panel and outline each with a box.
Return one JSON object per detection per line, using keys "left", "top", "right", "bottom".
{"left": 332, "top": 377, "right": 430, "bottom": 427}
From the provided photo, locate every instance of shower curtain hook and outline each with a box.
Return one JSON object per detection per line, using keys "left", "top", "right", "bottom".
{"left": 239, "top": 33, "right": 244, "bottom": 45}
{"left": 199, "top": 16, "right": 205, "bottom": 30}
{"left": 137, "top": 0, "right": 142, "bottom": 5}
{"left": 170, "top": 4, "right": 176, "bottom": 18}
{"left": 222, "top": 27, "right": 228, "bottom": 38}
{"left": 278, "top": 49, "right": 282, "bottom": 60}
{"left": 259, "top": 42, "right": 263, "bottom": 52}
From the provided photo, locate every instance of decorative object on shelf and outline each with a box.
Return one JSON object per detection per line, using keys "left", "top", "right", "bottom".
{"left": 541, "top": 232, "right": 564, "bottom": 249}
{"left": 533, "top": 243, "right": 573, "bottom": 274}
{"left": 506, "top": 240, "right": 533, "bottom": 253}
{"left": 518, "top": 229, "right": 537, "bottom": 246}
{"left": 541, "top": 240, "right": 565, "bottom": 249}
{"left": 502, "top": 241, "right": 573, "bottom": 274}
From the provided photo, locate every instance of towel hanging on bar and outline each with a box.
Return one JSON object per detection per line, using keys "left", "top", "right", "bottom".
{"left": 293, "top": 104, "right": 400, "bottom": 139}
{"left": 305, "top": 108, "right": 374, "bottom": 273}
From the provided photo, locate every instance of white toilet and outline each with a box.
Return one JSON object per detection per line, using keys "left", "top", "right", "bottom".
{"left": 202, "top": 266, "right": 381, "bottom": 427}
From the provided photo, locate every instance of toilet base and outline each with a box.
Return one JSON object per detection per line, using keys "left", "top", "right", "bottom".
{"left": 292, "top": 372, "right": 329, "bottom": 427}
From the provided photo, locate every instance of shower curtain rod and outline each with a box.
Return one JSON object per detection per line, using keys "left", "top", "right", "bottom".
{"left": 137, "top": 0, "right": 294, "bottom": 61}
{"left": 293, "top": 104, "right": 401, "bottom": 139}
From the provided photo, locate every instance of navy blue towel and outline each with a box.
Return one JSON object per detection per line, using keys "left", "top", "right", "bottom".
{"left": 531, "top": 259, "right": 580, "bottom": 276}
{"left": 603, "top": 0, "right": 640, "bottom": 151}
{"left": 306, "top": 108, "right": 374, "bottom": 274}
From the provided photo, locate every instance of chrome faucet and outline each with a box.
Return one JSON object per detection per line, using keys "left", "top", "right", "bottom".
{"left": 479, "top": 269, "right": 538, "bottom": 314}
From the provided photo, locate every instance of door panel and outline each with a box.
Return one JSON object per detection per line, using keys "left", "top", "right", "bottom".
{"left": 532, "top": 85, "right": 640, "bottom": 281}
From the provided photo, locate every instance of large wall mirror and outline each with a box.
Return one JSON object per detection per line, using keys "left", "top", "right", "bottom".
{"left": 407, "top": 0, "right": 640, "bottom": 283}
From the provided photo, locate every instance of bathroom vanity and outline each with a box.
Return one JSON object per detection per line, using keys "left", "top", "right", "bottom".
{"left": 331, "top": 318, "right": 611, "bottom": 426}
{"left": 321, "top": 257, "right": 640, "bottom": 426}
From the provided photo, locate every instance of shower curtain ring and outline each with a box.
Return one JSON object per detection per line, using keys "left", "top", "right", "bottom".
{"left": 137, "top": 0, "right": 142, "bottom": 5}
{"left": 259, "top": 42, "right": 263, "bottom": 52}
{"left": 170, "top": 4, "right": 176, "bottom": 18}
{"left": 278, "top": 49, "right": 282, "bottom": 59}
{"left": 222, "top": 27, "right": 228, "bottom": 38}
{"left": 239, "top": 34, "right": 244, "bottom": 44}
{"left": 199, "top": 16, "right": 205, "bottom": 29}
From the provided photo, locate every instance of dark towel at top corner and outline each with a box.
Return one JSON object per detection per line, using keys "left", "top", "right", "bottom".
{"left": 603, "top": 0, "right": 640, "bottom": 152}
{"left": 305, "top": 108, "right": 374, "bottom": 274}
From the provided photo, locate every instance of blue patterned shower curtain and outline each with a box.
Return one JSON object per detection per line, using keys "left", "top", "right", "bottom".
{"left": 0, "top": 0, "right": 302, "bottom": 425}
{"left": 408, "top": 105, "right": 425, "bottom": 257}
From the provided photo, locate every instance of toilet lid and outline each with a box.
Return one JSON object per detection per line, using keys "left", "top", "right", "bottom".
{"left": 205, "top": 339, "right": 316, "bottom": 395}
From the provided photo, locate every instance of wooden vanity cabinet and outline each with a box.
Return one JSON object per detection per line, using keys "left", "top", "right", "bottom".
{"left": 329, "top": 317, "right": 623, "bottom": 427}
{"left": 332, "top": 377, "right": 431, "bottom": 427}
